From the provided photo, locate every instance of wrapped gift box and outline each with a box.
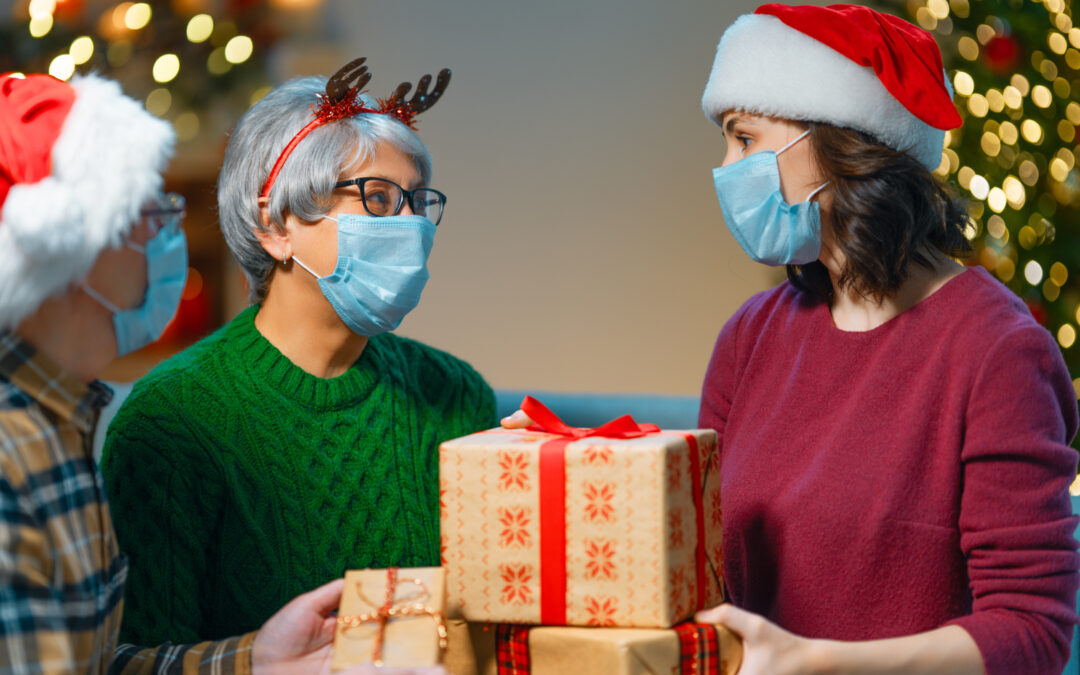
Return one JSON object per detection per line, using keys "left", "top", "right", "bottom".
{"left": 444, "top": 620, "right": 742, "bottom": 675}
{"left": 331, "top": 567, "right": 447, "bottom": 671}
{"left": 440, "top": 397, "right": 723, "bottom": 627}
{"left": 444, "top": 620, "right": 497, "bottom": 675}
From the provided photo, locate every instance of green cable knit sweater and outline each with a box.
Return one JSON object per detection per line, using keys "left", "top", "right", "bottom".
{"left": 100, "top": 305, "right": 495, "bottom": 645}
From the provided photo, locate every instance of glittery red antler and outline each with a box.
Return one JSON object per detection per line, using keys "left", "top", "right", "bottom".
{"left": 260, "top": 58, "right": 450, "bottom": 198}
{"left": 378, "top": 69, "right": 452, "bottom": 130}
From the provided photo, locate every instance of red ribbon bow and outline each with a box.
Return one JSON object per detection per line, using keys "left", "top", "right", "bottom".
{"left": 521, "top": 395, "right": 661, "bottom": 439}
{"left": 519, "top": 396, "right": 714, "bottom": 626}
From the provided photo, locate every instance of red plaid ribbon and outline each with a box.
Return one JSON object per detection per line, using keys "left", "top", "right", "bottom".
{"left": 495, "top": 624, "right": 532, "bottom": 675}
{"left": 495, "top": 622, "right": 724, "bottom": 674}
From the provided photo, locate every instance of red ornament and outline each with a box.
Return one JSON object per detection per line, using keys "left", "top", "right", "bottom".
{"left": 983, "top": 35, "right": 1021, "bottom": 75}
{"left": 1026, "top": 300, "right": 1048, "bottom": 327}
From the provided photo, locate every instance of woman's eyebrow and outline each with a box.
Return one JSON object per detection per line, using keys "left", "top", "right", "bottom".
{"left": 724, "top": 115, "right": 747, "bottom": 135}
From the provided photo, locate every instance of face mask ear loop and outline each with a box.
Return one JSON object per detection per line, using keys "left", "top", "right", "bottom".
{"left": 290, "top": 255, "right": 322, "bottom": 280}
{"left": 807, "top": 182, "right": 829, "bottom": 201}
{"left": 81, "top": 282, "right": 122, "bottom": 314}
{"left": 776, "top": 129, "right": 812, "bottom": 157}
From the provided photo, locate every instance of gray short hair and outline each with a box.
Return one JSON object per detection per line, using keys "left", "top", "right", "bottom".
{"left": 217, "top": 76, "right": 433, "bottom": 303}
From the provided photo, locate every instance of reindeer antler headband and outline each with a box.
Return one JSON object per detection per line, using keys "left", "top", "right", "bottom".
{"left": 259, "top": 57, "right": 451, "bottom": 199}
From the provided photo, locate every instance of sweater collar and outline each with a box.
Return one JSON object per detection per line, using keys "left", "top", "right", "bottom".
{"left": 226, "top": 305, "right": 382, "bottom": 410}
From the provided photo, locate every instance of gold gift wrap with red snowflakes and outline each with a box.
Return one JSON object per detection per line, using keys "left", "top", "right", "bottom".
{"left": 439, "top": 397, "right": 723, "bottom": 628}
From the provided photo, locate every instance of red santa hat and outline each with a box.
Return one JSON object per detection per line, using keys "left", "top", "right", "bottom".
{"left": 0, "top": 72, "right": 174, "bottom": 331}
{"left": 701, "top": 3, "right": 961, "bottom": 170}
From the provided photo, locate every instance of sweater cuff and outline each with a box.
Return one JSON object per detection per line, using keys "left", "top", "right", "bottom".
{"left": 234, "top": 631, "right": 257, "bottom": 675}
{"left": 946, "top": 611, "right": 1070, "bottom": 675}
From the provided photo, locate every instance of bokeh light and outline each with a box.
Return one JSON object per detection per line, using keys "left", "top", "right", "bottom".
{"left": 153, "top": 54, "right": 180, "bottom": 83}
{"left": 125, "top": 3, "right": 152, "bottom": 30}
{"left": 224, "top": 35, "right": 253, "bottom": 64}
{"left": 69, "top": 36, "right": 94, "bottom": 64}
{"left": 1025, "top": 260, "right": 1044, "bottom": 285}
{"left": 48, "top": 53, "right": 74, "bottom": 80}
{"left": 187, "top": 14, "right": 214, "bottom": 43}
{"left": 1059, "top": 324, "right": 1077, "bottom": 349}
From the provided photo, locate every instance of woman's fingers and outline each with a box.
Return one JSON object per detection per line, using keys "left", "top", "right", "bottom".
{"left": 696, "top": 603, "right": 756, "bottom": 638}
{"left": 500, "top": 410, "right": 534, "bottom": 429}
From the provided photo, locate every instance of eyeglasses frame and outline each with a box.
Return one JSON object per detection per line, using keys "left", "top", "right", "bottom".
{"left": 333, "top": 177, "right": 447, "bottom": 226}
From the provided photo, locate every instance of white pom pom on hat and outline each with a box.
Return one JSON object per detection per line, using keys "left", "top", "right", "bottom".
{"left": 701, "top": 3, "right": 962, "bottom": 170}
{"left": 0, "top": 72, "right": 175, "bottom": 331}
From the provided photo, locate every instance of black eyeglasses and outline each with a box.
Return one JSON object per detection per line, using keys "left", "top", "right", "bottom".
{"left": 334, "top": 177, "right": 447, "bottom": 226}
{"left": 140, "top": 192, "right": 185, "bottom": 236}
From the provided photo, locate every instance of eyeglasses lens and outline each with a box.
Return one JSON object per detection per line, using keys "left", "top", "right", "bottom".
{"left": 413, "top": 189, "right": 443, "bottom": 225}
{"left": 362, "top": 179, "right": 403, "bottom": 217}
{"left": 142, "top": 192, "right": 186, "bottom": 236}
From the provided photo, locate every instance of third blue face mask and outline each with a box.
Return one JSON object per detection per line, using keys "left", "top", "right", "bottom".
{"left": 292, "top": 213, "right": 436, "bottom": 337}
{"left": 712, "top": 130, "right": 827, "bottom": 267}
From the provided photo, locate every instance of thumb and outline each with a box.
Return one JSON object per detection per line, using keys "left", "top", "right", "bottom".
{"left": 500, "top": 410, "right": 534, "bottom": 429}
{"left": 695, "top": 602, "right": 754, "bottom": 637}
{"left": 299, "top": 577, "right": 347, "bottom": 616}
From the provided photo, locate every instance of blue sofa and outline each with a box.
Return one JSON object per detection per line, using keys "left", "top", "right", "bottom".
{"left": 94, "top": 385, "right": 1080, "bottom": 673}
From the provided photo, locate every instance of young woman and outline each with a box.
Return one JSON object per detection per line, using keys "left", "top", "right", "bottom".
{"left": 502, "top": 5, "right": 1078, "bottom": 674}
{"left": 102, "top": 60, "right": 495, "bottom": 645}
{"left": 691, "top": 6, "right": 1078, "bottom": 675}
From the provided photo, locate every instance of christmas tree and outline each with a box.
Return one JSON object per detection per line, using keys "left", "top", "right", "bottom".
{"left": 0, "top": 0, "right": 321, "bottom": 152}
{"left": 869, "top": 0, "right": 1080, "bottom": 404}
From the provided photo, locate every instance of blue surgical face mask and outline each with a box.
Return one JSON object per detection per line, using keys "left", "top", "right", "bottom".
{"left": 291, "top": 213, "right": 436, "bottom": 337}
{"left": 83, "top": 224, "right": 188, "bottom": 356}
{"left": 712, "top": 130, "right": 828, "bottom": 266}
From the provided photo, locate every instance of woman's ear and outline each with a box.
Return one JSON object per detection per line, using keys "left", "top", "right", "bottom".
{"left": 254, "top": 198, "right": 292, "bottom": 263}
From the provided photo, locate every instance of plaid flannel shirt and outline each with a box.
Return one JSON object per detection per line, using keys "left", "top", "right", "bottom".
{"left": 0, "top": 334, "right": 255, "bottom": 674}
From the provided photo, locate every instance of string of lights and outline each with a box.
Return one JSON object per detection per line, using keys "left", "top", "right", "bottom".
{"left": 1, "top": 0, "right": 322, "bottom": 146}
{"left": 875, "top": 0, "right": 1080, "bottom": 405}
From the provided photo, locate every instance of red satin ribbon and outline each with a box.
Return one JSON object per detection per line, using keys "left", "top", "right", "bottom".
{"left": 519, "top": 396, "right": 707, "bottom": 625}
{"left": 522, "top": 396, "right": 661, "bottom": 439}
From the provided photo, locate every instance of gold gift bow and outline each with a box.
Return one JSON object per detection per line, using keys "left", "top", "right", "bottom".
{"left": 336, "top": 567, "right": 449, "bottom": 667}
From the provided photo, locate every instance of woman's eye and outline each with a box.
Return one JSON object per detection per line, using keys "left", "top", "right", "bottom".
{"left": 365, "top": 190, "right": 390, "bottom": 206}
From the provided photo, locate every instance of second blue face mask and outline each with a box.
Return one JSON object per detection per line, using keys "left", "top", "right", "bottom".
{"left": 292, "top": 213, "right": 436, "bottom": 337}
{"left": 712, "top": 130, "right": 827, "bottom": 267}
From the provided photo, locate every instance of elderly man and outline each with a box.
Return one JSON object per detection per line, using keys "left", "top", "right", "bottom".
{"left": 0, "top": 70, "right": 357, "bottom": 674}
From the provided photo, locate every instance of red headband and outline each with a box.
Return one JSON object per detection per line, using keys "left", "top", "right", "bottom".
{"left": 259, "top": 57, "right": 450, "bottom": 199}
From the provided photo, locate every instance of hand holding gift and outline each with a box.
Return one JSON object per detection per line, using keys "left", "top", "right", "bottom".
{"left": 332, "top": 567, "right": 448, "bottom": 672}
{"left": 251, "top": 578, "right": 348, "bottom": 675}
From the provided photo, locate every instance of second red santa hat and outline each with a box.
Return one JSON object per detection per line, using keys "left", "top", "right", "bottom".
{"left": 701, "top": 3, "right": 961, "bottom": 170}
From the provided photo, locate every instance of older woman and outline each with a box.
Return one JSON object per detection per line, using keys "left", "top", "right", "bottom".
{"left": 102, "top": 59, "right": 495, "bottom": 646}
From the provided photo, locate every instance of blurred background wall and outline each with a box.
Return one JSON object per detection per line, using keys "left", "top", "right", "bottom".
{"left": 3, "top": 0, "right": 779, "bottom": 396}
{"left": 319, "top": 0, "right": 780, "bottom": 396}
{"left": 4, "top": 0, "right": 1078, "bottom": 399}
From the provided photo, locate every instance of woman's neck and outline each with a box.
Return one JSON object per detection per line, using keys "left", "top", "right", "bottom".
{"left": 254, "top": 279, "right": 368, "bottom": 379}
{"left": 823, "top": 243, "right": 965, "bottom": 332}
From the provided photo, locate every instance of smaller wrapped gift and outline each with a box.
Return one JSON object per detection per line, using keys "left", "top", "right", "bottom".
{"left": 443, "top": 621, "right": 741, "bottom": 675}
{"left": 441, "top": 397, "right": 723, "bottom": 627}
{"left": 508, "top": 623, "right": 742, "bottom": 675}
{"left": 331, "top": 567, "right": 448, "bottom": 671}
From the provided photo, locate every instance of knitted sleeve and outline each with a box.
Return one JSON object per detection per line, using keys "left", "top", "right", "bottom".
{"left": 946, "top": 323, "right": 1080, "bottom": 675}
{"left": 101, "top": 376, "right": 223, "bottom": 647}
{"left": 699, "top": 295, "right": 752, "bottom": 440}
{"left": 444, "top": 358, "right": 496, "bottom": 438}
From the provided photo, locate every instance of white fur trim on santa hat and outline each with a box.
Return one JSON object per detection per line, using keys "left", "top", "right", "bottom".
{"left": 701, "top": 13, "right": 947, "bottom": 170}
{"left": 0, "top": 73, "right": 174, "bottom": 331}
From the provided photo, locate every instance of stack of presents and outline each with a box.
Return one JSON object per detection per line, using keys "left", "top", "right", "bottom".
{"left": 330, "top": 398, "right": 742, "bottom": 674}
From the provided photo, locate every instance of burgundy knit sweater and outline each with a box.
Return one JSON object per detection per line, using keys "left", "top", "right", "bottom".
{"left": 700, "top": 266, "right": 1079, "bottom": 675}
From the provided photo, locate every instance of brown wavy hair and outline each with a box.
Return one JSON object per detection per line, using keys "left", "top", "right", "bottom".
{"left": 787, "top": 123, "right": 972, "bottom": 302}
